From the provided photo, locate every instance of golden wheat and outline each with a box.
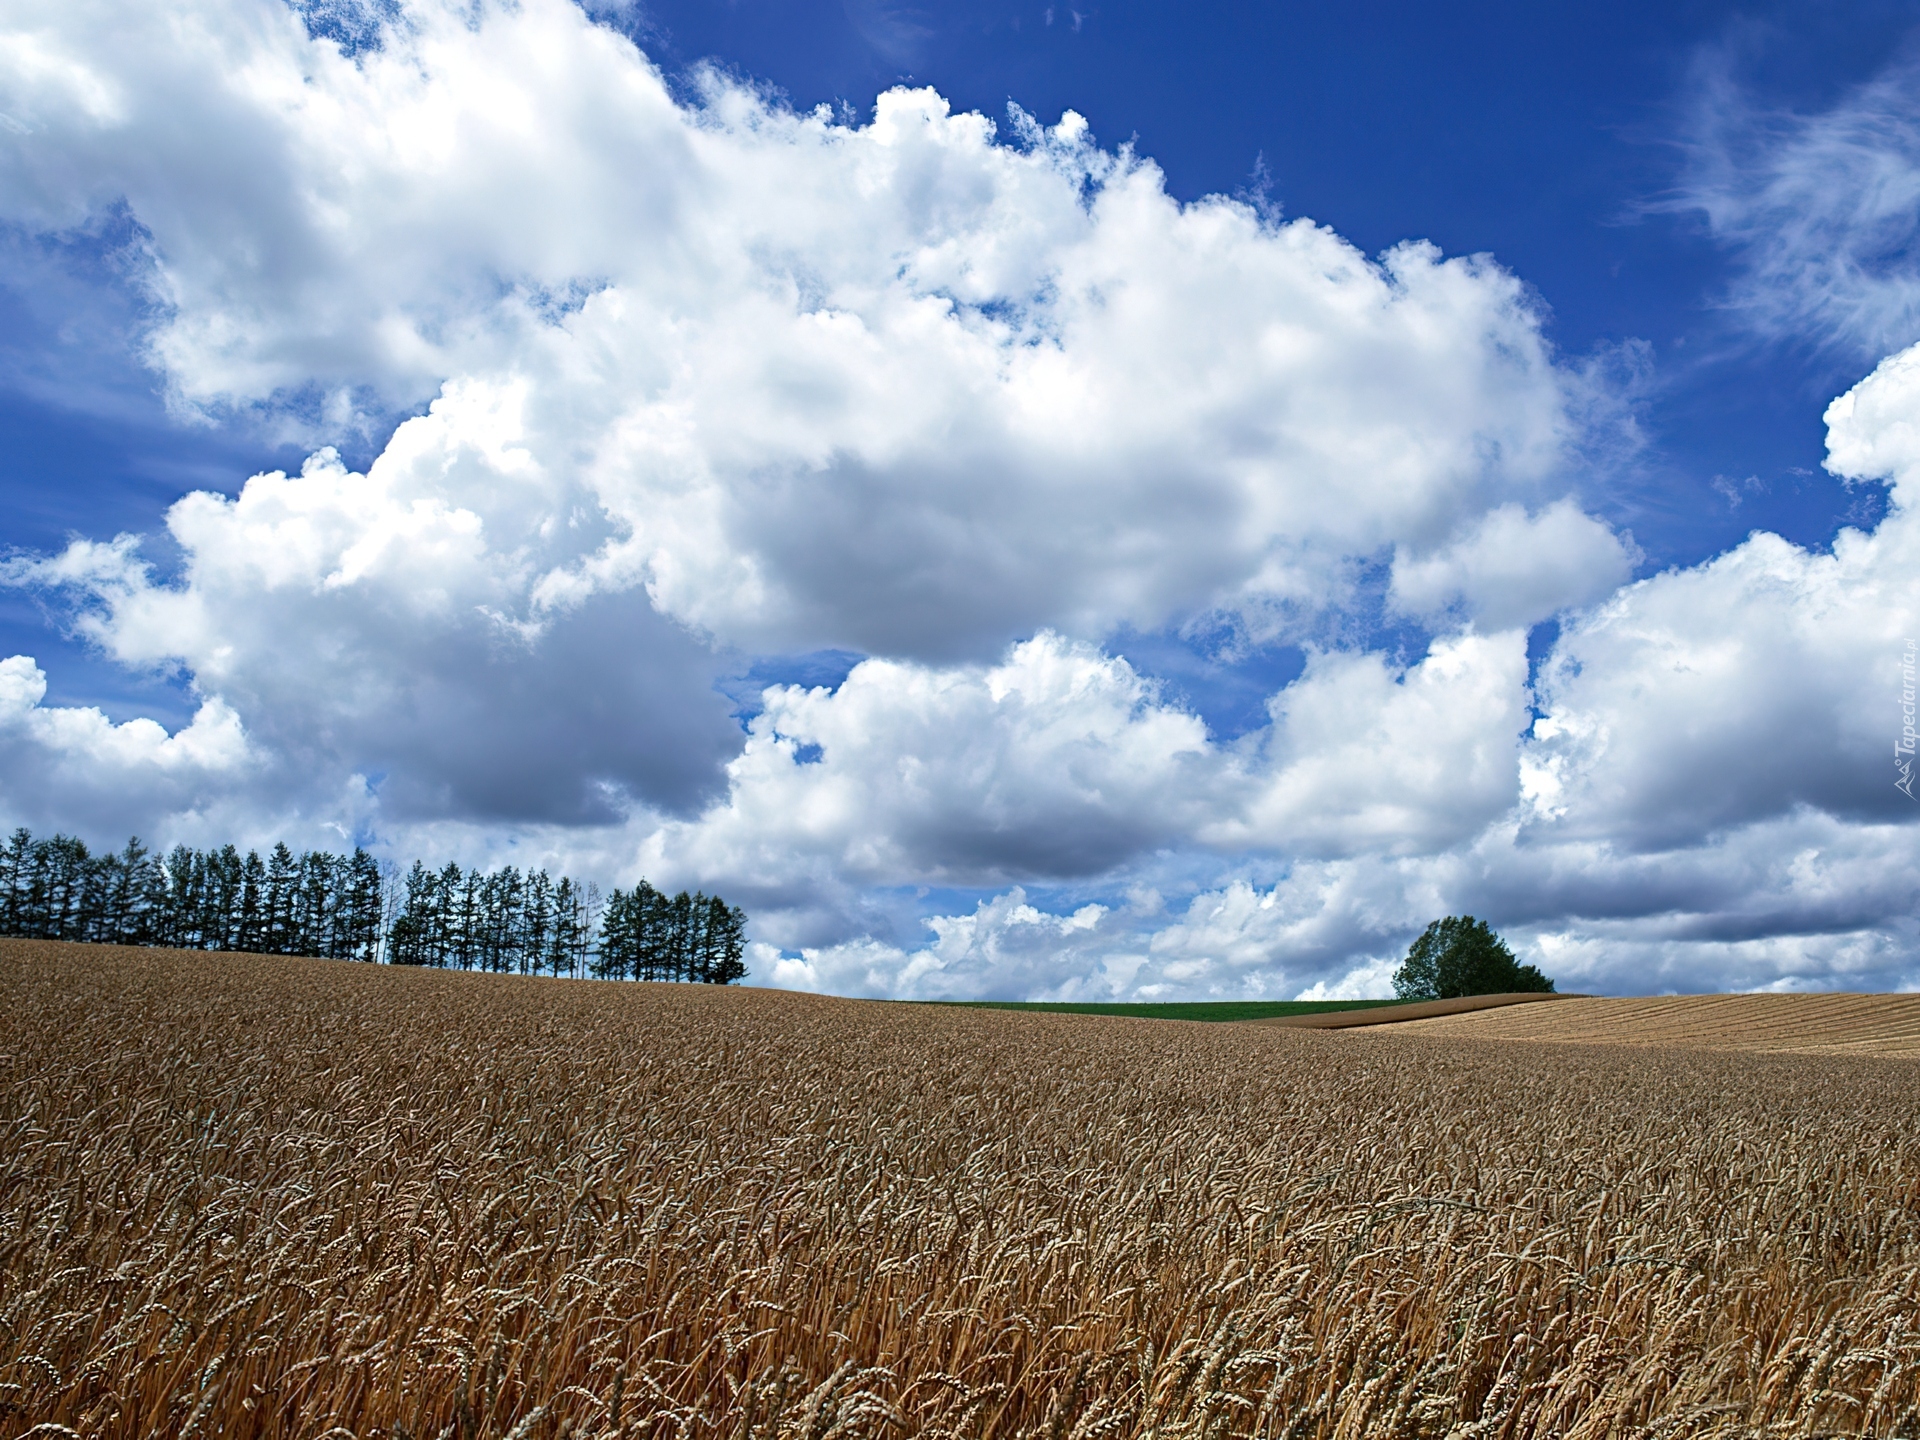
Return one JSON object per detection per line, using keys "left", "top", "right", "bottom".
{"left": 2, "top": 939, "right": 1917, "bottom": 1439}
{"left": 1392, "top": 993, "right": 1920, "bottom": 1056}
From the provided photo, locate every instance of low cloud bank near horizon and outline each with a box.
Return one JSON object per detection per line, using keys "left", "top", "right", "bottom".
{"left": 0, "top": 0, "right": 1913, "bottom": 1000}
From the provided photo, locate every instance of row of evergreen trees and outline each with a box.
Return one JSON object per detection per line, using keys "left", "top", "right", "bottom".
{"left": 386, "top": 860, "right": 596, "bottom": 974}
{"left": 596, "top": 881, "right": 747, "bottom": 984}
{"left": 0, "top": 828, "right": 749, "bottom": 983}
{"left": 0, "top": 829, "right": 383, "bottom": 959}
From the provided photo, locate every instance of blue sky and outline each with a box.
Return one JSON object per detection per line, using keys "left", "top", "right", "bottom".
{"left": 1, "top": 0, "right": 1916, "bottom": 998}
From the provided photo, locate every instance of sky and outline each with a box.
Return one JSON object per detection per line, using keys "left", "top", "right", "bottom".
{"left": 0, "top": 0, "right": 1916, "bottom": 1000}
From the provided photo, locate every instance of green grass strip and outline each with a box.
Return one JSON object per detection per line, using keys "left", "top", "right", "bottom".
{"left": 920, "top": 998, "right": 1402, "bottom": 1022}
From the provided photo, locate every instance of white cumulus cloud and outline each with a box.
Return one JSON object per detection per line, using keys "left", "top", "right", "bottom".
{"left": 1, "top": 0, "right": 1591, "bottom": 666}
{"left": 1389, "top": 499, "right": 1638, "bottom": 631}
{"left": 0, "top": 653, "right": 254, "bottom": 835}
{"left": 1210, "top": 631, "right": 1532, "bottom": 858}
{"left": 1521, "top": 347, "right": 1919, "bottom": 850}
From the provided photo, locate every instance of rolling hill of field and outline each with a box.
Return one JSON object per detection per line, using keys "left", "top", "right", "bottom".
{"left": 4, "top": 938, "right": 1919, "bottom": 1439}
{"left": 1249, "top": 990, "right": 1575, "bottom": 1028}
{"left": 929, "top": 997, "right": 1404, "bottom": 1021}
{"left": 1386, "top": 991, "right": 1920, "bottom": 1055}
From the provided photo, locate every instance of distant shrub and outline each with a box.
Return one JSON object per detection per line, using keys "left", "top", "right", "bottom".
{"left": 1393, "top": 916, "right": 1555, "bottom": 1000}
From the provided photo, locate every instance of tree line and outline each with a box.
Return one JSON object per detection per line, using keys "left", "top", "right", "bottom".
{"left": 386, "top": 860, "right": 597, "bottom": 974}
{"left": 0, "top": 828, "right": 748, "bottom": 983}
{"left": 596, "top": 881, "right": 747, "bottom": 984}
{"left": 0, "top": 829, "right": 384, "bottom": 959}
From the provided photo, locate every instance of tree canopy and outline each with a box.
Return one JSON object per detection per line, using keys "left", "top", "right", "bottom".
{"left": 1392, "top": 916, "right": 1554, "bottom": 1001}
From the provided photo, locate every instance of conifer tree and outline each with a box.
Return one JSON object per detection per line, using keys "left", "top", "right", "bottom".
{"left": 549, "top": 876, "right": 582, "bottom": 979}
{"left": 522, "top": 870, "right": 553, "bottom": 975}
{"left": 0, "top": 829, "right": 25, "bottom": 935}
{"left": 388, "top": 862, "right": 437, "bottom": 966}
{"left": 237, "top": 849, "right": 267, "bottom": 952}
{"left": 105, "top": 837, "right": 161, "bottom": 946}
{"left": 702, "top": 896, "right": 749, "bottom": 985}
{"left": 263, "top": 843, "right": 297, "bottom": 953}
{"left": 628, "top": 881, "right": 664, "bottom": 981}
{"left": 343, "top": 849, "right": 383, "bottom": 961}
{"left": 593, "top": 887, "right": 634, "bottom": 980}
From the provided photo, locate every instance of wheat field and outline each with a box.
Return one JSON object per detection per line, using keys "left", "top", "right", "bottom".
{"left": 1393, "top": 993, "right": 1920, "bottom": 1056}
{"left": 4, "top": 941, "right": 1919, "bottom": 1439}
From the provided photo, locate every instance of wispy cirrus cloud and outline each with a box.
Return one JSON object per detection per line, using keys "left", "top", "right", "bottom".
{"left": 1663, "top": 43, "right": 1920, "bottom": 360}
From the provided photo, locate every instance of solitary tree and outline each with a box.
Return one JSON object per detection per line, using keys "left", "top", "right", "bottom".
{"left": 1393, "top": 916, "right": 1554, "bottom": 1001}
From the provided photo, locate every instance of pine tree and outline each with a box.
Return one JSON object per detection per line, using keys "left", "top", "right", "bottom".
{"left": 644, "top": 882, "right": 669, "bottom": 981}
{"left": 593, "top": 888, "right": 632, "bottom": 980}
{"left": 489, "top": 866, "right": 524, "bottom": 973}
{"left": 343, "top": 849, "right": 383, "bottom": 961}
{"left": 115, "top": 838, "right": 152, "bottom": 945}
{"left": 522, "top": 870, "right": 553, "bottom": 975}
{"left": 288, "top": 850, "right": 331, "bottom": 958}
{"left": 549, "top": 877, "right": 582, "bottom": 979}
{"left": 77, "top": 841, "right": 116, "bottom": 943}
{"left": 262, "top": 843, "right": 297, "bottom": 954}
{"left": 36, "top": 834, "right": 91, "bottom": 941}
{"left": 703, "top": 896, "right": 749, "bottom": 984}
{"left": 663, "top": 890, "right": 691, "bottom": 982}
{"left": 235, "top": 850, "right": 266, "bottom": 952}
{"left": 388, "top": 861, "right": 436, "bottom": 966}
{"left": 64, "top": 837, "right": 102, "bottom": 943}
{"left": 209, "top": 845, "right": 247, "bottom": 951}
{"left": 0, "top": 828, "right": 28, "bottom": 936}
{"left": 446, "top": 864, "right": 478, "bottom": 971}
{"left": 687, "top": 892, "right": 714, "bottom": 982}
